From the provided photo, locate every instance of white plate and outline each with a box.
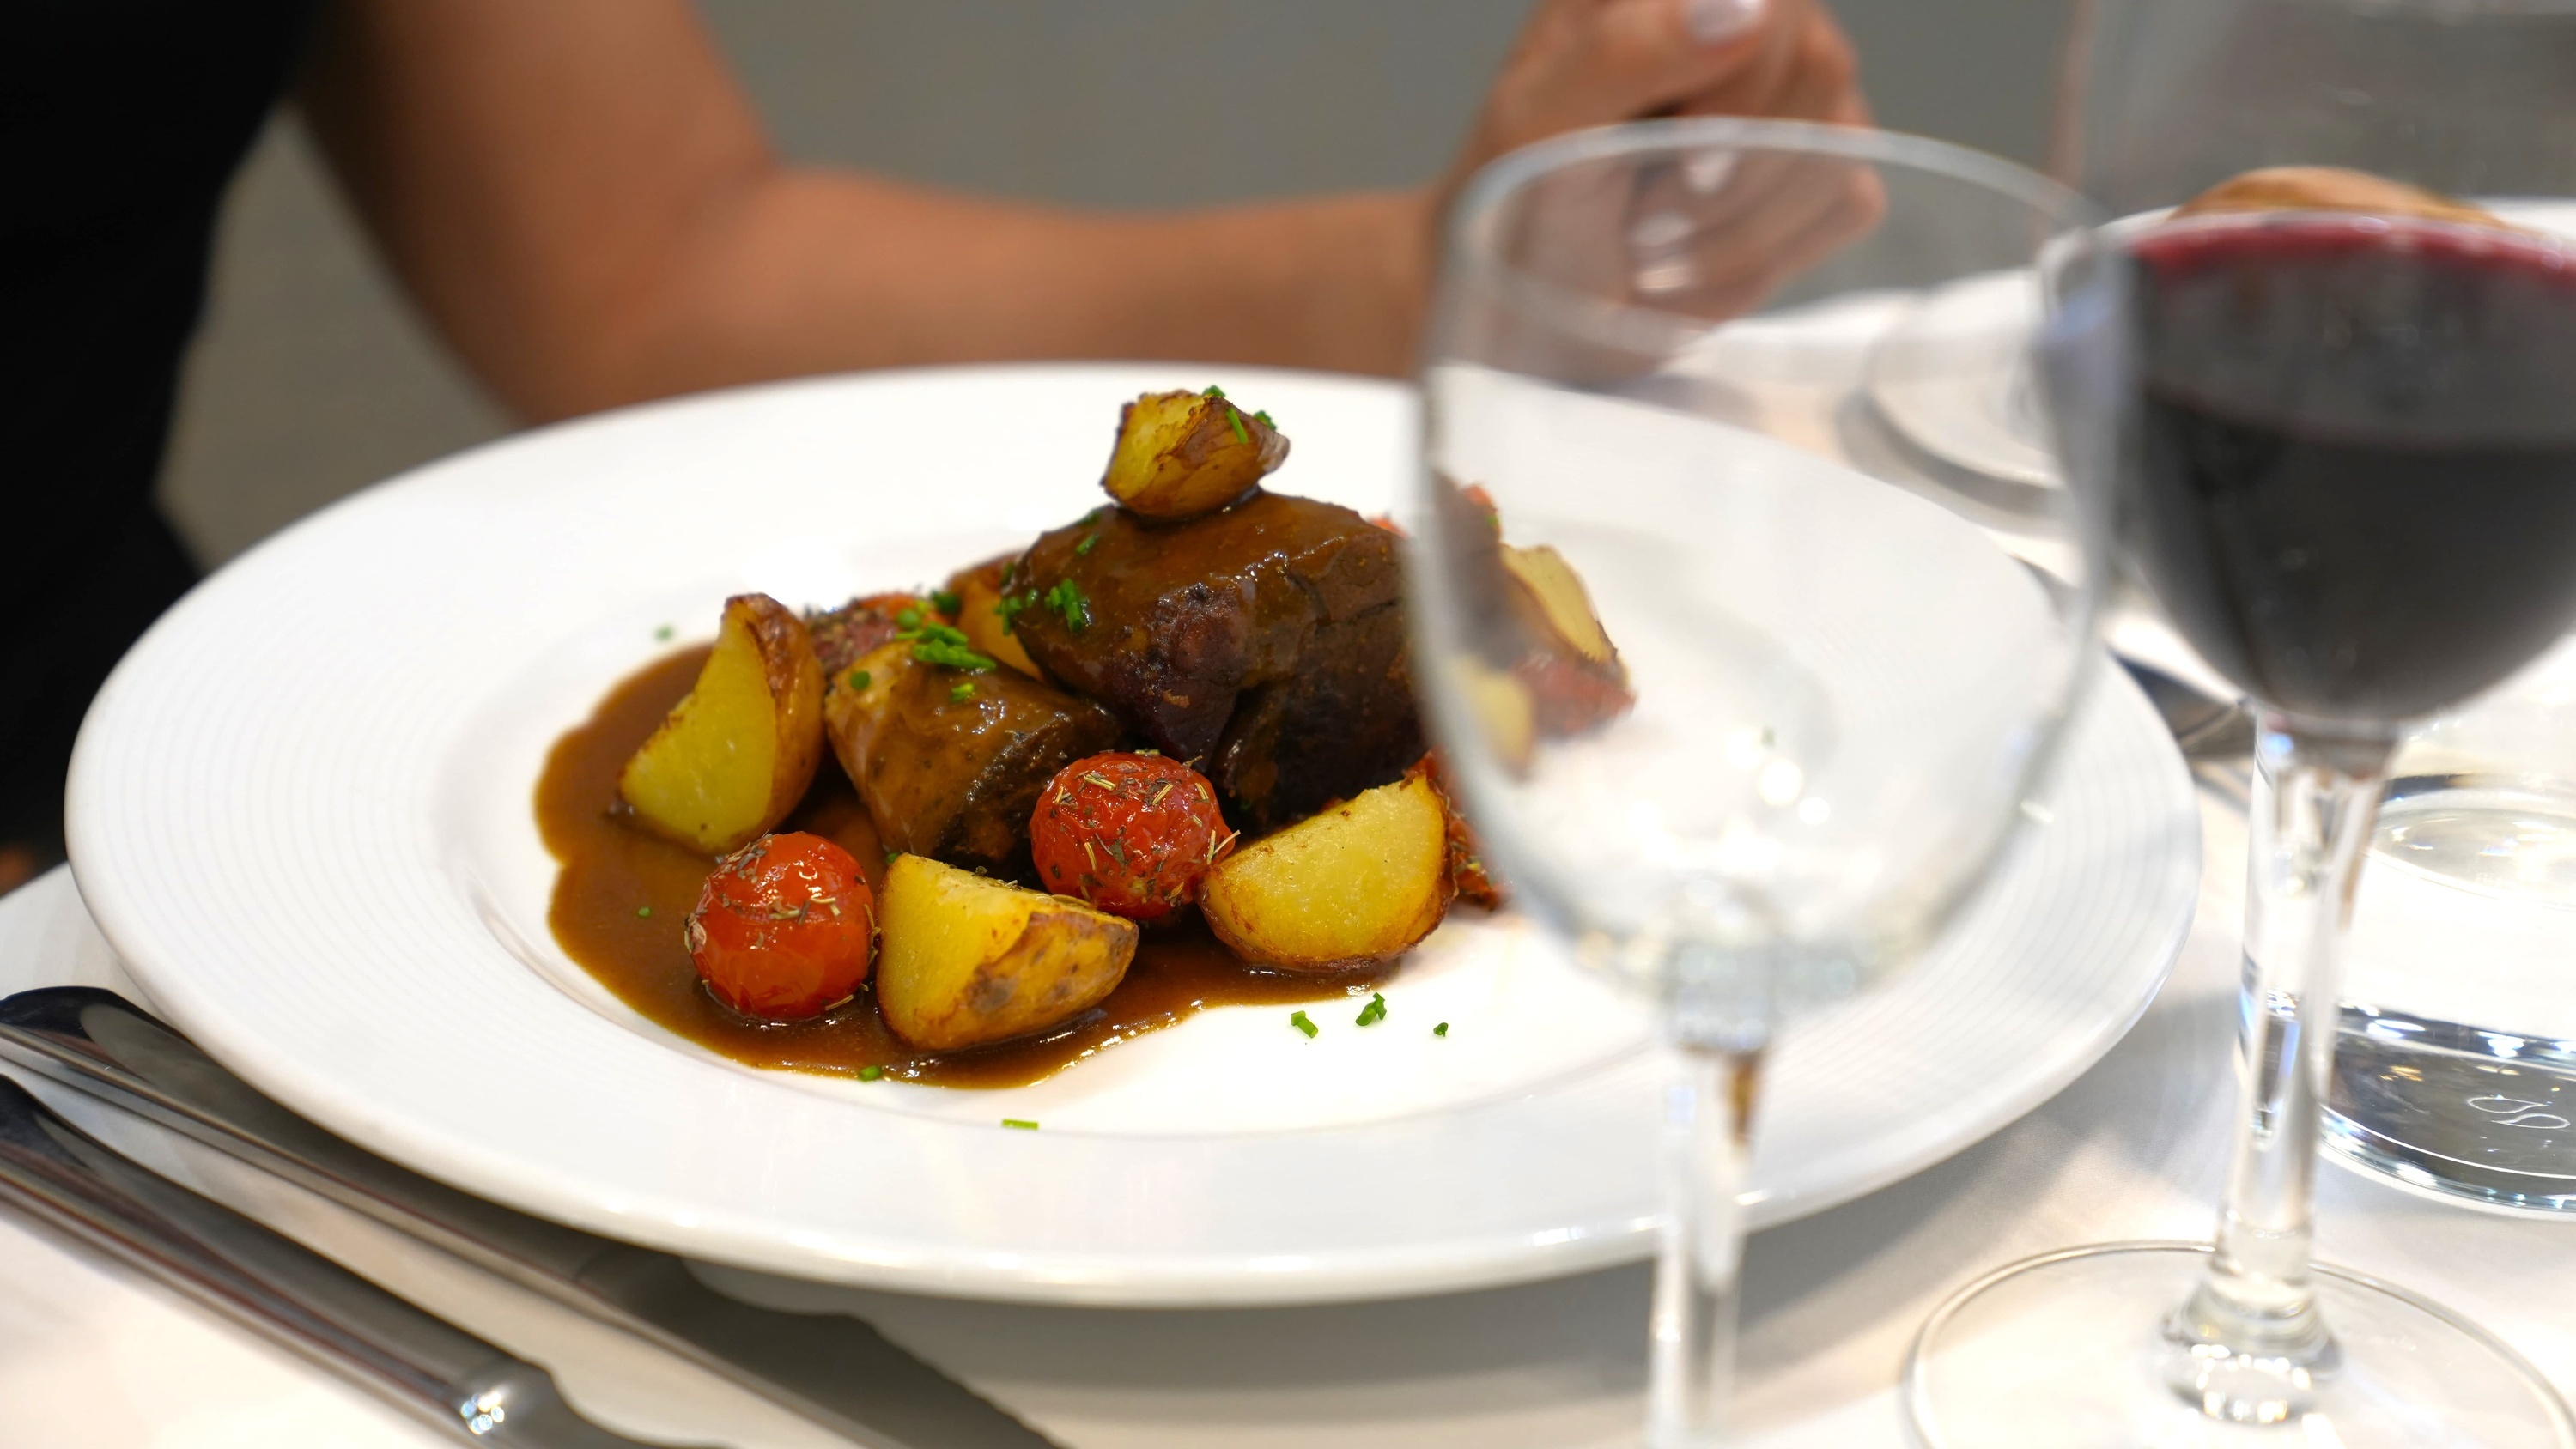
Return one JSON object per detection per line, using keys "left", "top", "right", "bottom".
{"left": 66, "top": 363, "right": 2199, "bottom": 1306}
{"left": 1864, "top": 270, "right": 2059, "bottom": 489}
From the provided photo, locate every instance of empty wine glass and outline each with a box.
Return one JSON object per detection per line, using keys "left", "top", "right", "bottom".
{"left": 1405, "top": 118, "right": 2118, "bottom": 1447}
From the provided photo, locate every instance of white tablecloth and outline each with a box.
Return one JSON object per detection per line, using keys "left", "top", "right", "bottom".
{"left": 3, "top": 793, "right": 2570, "bottom": 1447}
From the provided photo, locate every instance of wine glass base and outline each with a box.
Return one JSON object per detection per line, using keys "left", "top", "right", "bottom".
{"left": 1902, "top": 1241, "right": 2576, "bottom": 1448}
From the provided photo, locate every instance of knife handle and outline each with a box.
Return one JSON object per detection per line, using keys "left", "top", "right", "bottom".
{"left": 0, "top": 1076, "right": 662, "bottom": 1449}
{"left": 0, "top": 986, "right": 607, "bottom": 1289}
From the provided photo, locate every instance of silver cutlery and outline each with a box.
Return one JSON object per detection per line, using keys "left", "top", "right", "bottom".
{"left": 2115, "top": 655, "right": 2253, "bottom": 806}
{"left": 2114, "top": 656, "right": 2254, "bottom": 763}
{"left": 0, "top": 986, "right": 1061, "bottom": 1449}
{"left": 0, "top": 1074, "right": 680, "bottom": 1447}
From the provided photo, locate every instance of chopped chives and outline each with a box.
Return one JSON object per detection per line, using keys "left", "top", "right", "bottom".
{"left": 848, "top": 668, "right": 871, "bottom": 690}
{"left": 1355, "top": 992, "right": 1388, "bottom": 1028}
{"left": 1290, "top": 1009, "right": 1318, "bottom": 1039}
{"left": 635, "top": 906, "right": 653, "bottom": 919}
{"left": 1434, "top": 1022, "right": 1449, "bottom": 1037}
{"left": 949, "top": 681, "right": 975, "bottom": 703}
{"left": 1044, "top": 579, "right": 1091, "bottom": 634}
{"left": 859, "top": 1065, "right": 884, "bottom": 1082}
{"left": 653, "top": 624, "right": 675, "bottom": 642}
{"left": 1002, "top": 1119, "right": 1040, "bottom": 1131}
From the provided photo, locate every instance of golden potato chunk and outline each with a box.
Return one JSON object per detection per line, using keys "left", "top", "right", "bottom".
{"left": 877, "top": 854, "right": 1139, "bottom": 1050}
{"left": 1503, "top": 544, "right": 1618, "bottom": 666}
{"left": 941, "top": 555, "right": 1042, "bottom": 678}
{"left": 1453, "top": 655, "right": 1538, "bottom": 773}
{"left": 1201, "top": 772, "right": 1453, "bottom": 971}
{"left": 1099, "top": 389, "right": 1289, "bottom": 521}
{"left": 619, "top": 594, "right": 824, "bottom": 853}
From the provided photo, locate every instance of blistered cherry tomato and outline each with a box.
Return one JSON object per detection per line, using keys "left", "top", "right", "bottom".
{"left": 686, "top": 832, "right": 876, "bottom": 1019}
{"left": 1030, "top": 753, "right": 1234, "bottom": 921}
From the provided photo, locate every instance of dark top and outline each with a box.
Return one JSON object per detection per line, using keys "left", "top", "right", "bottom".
{"left": 2, "top": 0, "right": 315, "bottom": 854}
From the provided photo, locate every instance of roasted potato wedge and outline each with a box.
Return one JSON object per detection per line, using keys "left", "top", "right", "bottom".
{"left": 1200, "top": 772, "right": 1453, "bottom": 971}
{"left": 1452, "top": 655, "right": 1538, "bottom": 773}
{"left": 941, "top": 555, "right": 1042, "bottom": 678}
{"left": 877, "top": 854, "right": 1139, "bottom": 1050}
{"left": 619, "top": 594, "right": 825, "bottom": 853}
{"left": 1503, "top": 544, "right": 1618, "bottom": 667}
{"left": 1100, "top": 389, "right": 1289, "bottom": 520}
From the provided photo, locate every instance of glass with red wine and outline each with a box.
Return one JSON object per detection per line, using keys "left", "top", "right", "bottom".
{"left": 1905, "top": 1, "right": 2576, "bottom": 1444}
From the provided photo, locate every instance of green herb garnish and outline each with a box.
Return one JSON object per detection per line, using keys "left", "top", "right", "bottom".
{"left": 895, "top": 608, "right": 921, "bottom": 630}
{"left": 1254, "top": 410, "right": 1274, "bottom": 428}
{"left": 847, "top": 668, "right": 871, "bottom": 691}
{"left": 1203, "top": 385, "right": 1227, "bottom": 399}
{"left": 1003, "top": 1119, "right": 1040, "bottom": 1131}
{"left": 1355, "top": 992, "right": 1388, "bottom": 1028}
{"left": 1044, "top": 579, "right": 1091, "bottom": 634}
{"left": 635, "top": 906, "right": 653, "bottom": 919}
{"left": 884, "top": 848, "right": 899, "bottom": 864}
{"left": 1290, "top": 1009, "right": 1318, "bottom": 1039}
{"left": 997, "top": 589, "right": 1037, "bottom": 637}
{"left": 859, "top": 1065, "right": 884, "bottom": 1082}
{"left": 908, "top": 621, "right": 995, "bottom": 672}
{"left": 1225, "top": 406, "right": 1249, "bottom": 445}
{"left": 928, "top": 589, "right": 961, "bottom": 616}
{"left": 949, "top": 681, "right": 975, "bottom": 703}
{"left": 653, "top": 624, "right": 675, "bottom": 642}
{"left": 1075, "top": 532, "right": 1099, "bottom": 555}
{"left": 1434, "top": 1022, "right": 1449, "bottom": 1037}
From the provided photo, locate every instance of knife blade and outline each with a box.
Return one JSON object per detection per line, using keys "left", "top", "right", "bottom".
{"left": 0, "top": 1074, "right": 680, "bottom": 1448}
{"left": 2115, "top": 654, "right": 2254, "bottom": 807}
{"left": 0, "top": 986, "right": 1061, "bottom": 1449}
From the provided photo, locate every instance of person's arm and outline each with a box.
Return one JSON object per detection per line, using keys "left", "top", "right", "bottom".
{"left": 300, "top": 0, "right": 1863, "bottom": 422}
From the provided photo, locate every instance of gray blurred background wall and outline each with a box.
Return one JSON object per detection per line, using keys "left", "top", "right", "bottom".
{"left": 161, "top": 0, "right": 2073, "bottom": 564}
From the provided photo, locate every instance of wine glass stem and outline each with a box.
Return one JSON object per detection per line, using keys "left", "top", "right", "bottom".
{"left": 1650, "top": 1041, "right": 1761, "bottom": 1448}
{"left": 2178, "top": 712, "right": 2394, "bottom": 1367}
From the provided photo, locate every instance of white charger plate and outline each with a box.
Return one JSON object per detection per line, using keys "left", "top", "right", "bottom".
{"left": 66, "top": 363, "right": 2198, "bottom": 1306}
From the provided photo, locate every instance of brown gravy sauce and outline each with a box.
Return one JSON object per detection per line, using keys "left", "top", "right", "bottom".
{"left": 538, "top": 647, "right": 1393, "bottom": 1088}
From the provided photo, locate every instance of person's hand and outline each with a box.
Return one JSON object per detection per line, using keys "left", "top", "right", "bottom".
{"left": 1428, "top": 0, "right": 1881, "bottom": 341}
{"left": 1441, "top": 0, "right": 1868, "bottom": 214}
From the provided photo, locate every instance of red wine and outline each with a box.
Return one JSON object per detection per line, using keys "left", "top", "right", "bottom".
{"left": 2127, "top": 215, "right": 2576, "bottom": 721}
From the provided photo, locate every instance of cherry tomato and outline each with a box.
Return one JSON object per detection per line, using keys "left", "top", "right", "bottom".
{"left": 1030, "top": 753, "right": 1234, "bottom": 921}
{"left": 686, "top": 832, "right": 876, "bottom": 1020}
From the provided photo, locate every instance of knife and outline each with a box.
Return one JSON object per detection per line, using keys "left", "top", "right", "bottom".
{"left": 2115, "top": 655, "right": 2254, "bottom": 806}
{"left": 0, "top": 1074, "right": 681, "bottom": 1447}
{"left": 0, "top": 987, "right": 1061, "bottom": 1449}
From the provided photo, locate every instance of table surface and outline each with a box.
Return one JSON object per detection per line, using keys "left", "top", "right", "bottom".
{"left": 3, "top": 787, "right": 2572, "bottom": 1448}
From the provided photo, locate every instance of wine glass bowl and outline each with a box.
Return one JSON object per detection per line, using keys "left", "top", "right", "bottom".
{"left": 1408, "top": 118, "right": 2117, "bottom": 1446}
